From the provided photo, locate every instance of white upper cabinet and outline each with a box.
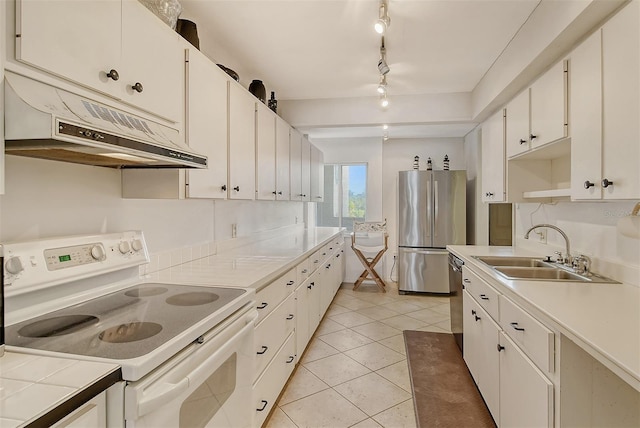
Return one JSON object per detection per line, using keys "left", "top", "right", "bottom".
{"left": 15, "top": 0, "right": 182, "bottom": 123}
{"left": 228, "top": 82, "right": 256, "bottom": 200}
{"left": 529, "top": 61, "right": 567, "bottom": 150}
{"left": 601, "top": 0, "right": 639, "bottom": 200}
{"left": 185, "top": 48, "right": 229, "bottom": 199}
{"left": 310, "top": 145, "right": 324, "bottom": 202}
{"left": 570, "top": 30, "right": 602, "bottom": 200}
{"left": 481, "top": 109, "right": 506, "bottom": 202}
{"left": 275, "top": 117, "right": 291, "bottom": 201}
{"left": 289, "top": 130, "right": 303, "bottom": 201}
{"left": 300, "top": 136, "right": 311, "bottom": 201}
{"left": 256, "top": 102, "right": 277, "bottom": 200}
{"left": 505, "top": 90, "right": 530, "bottom": 158}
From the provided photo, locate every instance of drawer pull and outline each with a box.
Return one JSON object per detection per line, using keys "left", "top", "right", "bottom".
{"left": 257, "top": 400, "right": 268, "bottom": 412}
{"left": 286, "top": 314, "right": 294, "bottom": 320}
{"left": 474, "top": 314, "right": 481, "bottom": 321}
{"left": 510, "top": 322, "right": 525, "bottom": 332}
{"left": 257, "top": 302, "right": 268, "bottom": 310}
{"left": 257, "top": 346, "right": 268, "bottom": 355}
{"left": 106, "top": 69, "right": 120, "bottom": 81}
{"left": 286, "top": 356, "right": 295, "bottom": 363}
{"left": 463, "top": 279, "right": 470, "bottom": 283}
{"left": 302, "top": 269, "right": 308, "bottom": 274}
{"left": 307, "top": 284, "right": 312, "bottom": 289}
{"left": 479, "top": 294, "right": 489, "bottom": 300}
{"left": 326, "top": 264, "right": 331, "bottom": 269}
{"left": 471, "top": 309, "right": 476, "bottom": 316}
{"left": 497, "top": 344, "right": 505, "bottom": 352}
{"left": 287, "top": 280, "right": 295, "bottom": 286}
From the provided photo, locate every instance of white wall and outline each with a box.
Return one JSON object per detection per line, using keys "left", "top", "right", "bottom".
{"left": 0, "top": 157, "right": 302, "bottom": 255}
{"left": 463, "top": 126, "right": 487, "bottom": 245}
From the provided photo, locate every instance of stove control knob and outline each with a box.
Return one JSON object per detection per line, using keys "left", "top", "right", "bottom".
{"left": 90, "top": 245, "right": 106, "bottom": 261}
{"left": 118, "top": 241, "right": 131, "bottom": 254}
{"left": 131, "top": 239, "right": 143, "bottom": 252}
{"left": 5, "top": 257, "right": 24, "bottom": 275}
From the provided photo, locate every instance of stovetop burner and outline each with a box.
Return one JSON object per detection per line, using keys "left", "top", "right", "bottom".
{"left": 6, "top": 283, "right": 246, "bottom": 360}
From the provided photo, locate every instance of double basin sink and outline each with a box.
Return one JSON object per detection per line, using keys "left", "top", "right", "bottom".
{"left": 473, "top": 256, "right": 619, "bottom": 283}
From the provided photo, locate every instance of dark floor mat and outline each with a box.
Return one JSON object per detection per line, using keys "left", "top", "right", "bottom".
{"left": 404, "top": 330, "right": 496, "bottom": 428}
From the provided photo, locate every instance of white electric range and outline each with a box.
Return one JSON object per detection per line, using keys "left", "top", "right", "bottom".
{"left": 3, "top": 231, "right": 256, "bottom": 427}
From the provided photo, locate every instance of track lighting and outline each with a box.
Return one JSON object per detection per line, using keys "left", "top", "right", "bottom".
{"left": 374, "top": 1, "right": 390, "bottom": 35}
{"left": 377, "top": 75, "right": 387, "bottom": 94}
{"left": 378, "top": 38, "right": 390, "bottom": 75}
{"left": 380, "top": 94, "right": 389, "bottom": 108}
{"left": 383, "top": 124, "right": 389, "bottom": 130}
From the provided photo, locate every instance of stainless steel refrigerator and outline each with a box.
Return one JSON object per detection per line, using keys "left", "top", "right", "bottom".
{"left": 398, "top": 170, "right": 466, "bottom": 294}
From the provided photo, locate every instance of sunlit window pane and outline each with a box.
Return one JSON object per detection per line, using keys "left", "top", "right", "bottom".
{"left": 317, "top": 164, "right": 366, "bottom": 231}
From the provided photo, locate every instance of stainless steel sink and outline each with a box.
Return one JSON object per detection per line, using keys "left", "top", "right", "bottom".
{"left": 494, "top": 267, "right": 586, "bottom": 281}
{"left": 473, "top": 256, "right": 551, "bottom": 268}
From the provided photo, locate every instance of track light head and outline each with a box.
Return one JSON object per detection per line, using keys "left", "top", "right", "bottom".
{"left": 377, "top": 75, "right": 387, "bottom": 94}
{"left": 374, "top": 2, "right": 390, "bottom": 34}
{"left": 378, "top": 58, "right": 390, "bottom": 76}
{"left": 380, "top": 94, "right": 389, "bottom": 108}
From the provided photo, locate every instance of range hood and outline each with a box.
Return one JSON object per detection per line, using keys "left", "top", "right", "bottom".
{"left": 4, "top": 72, "right": 207, "bottom": 169}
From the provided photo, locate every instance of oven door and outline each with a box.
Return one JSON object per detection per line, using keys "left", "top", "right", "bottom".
{"left": 124, "top": 305, "right": 257, "bottom": 428}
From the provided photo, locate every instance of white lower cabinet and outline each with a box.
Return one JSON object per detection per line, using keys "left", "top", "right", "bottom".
{"left": 254, "top": 293, "right": 296, "bottom": 381}
{"left": 52, "top": 392, "right": 106, "bottom": 427}
{"left": 499, "top": 332, "right": 554, "bottom": 428}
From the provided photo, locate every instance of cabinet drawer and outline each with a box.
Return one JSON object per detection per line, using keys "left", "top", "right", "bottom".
{"left": 296, "top": 257, "right": 310, "bottom": 283}
{"left": 254, "top": 293, "right": 296, "bottom": 380}
{"left": 253, "top": 332, "right": 296, "bottom": 427}
{"left": 309, "top": 249, "right": 323, "bottom": 273}
{"left": 255, "top": 268, "right": 296, "bottom": 324}
{"left": 499, "top": 295, "right": 555, "bottom": 373}
{"left": 462, "top": 268, "right": 500, "bottom": 321}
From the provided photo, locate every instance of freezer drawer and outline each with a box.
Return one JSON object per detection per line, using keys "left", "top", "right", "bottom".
{"left": 398, "top": 248, "right": 450, "bottom": 294}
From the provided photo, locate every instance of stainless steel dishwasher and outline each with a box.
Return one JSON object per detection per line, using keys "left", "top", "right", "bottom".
{"left": 448, "top": 252, "right": 464, "bottom": 353}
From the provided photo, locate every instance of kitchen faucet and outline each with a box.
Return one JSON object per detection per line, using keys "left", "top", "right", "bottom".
{"left": 524, "top": 224, "right": 572, "bottom": 266}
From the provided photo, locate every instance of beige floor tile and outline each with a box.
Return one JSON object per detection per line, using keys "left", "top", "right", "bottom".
{"left": 355, "top": 306, "right": 399, "bottom": 321}
{"left": 431, "top": 303, "right": 451, "bottom": 315}
{"left": 380, "top": 315, "right": 428, "bottom": 331}
{"left": 405, "top": 295, "right": 449, "bottom": 309}
{"left": 303, "top": 353, "right": 371, "bottom": 386}
{"left": 330, "top": 311, "right": 375, "bottom": 328}
{"left": 281, "top": 389, "right": 368, "bottom": 428}
{"left": 265, "top": 407, "right": 298, "bottom": 428}
{"left": 432, "top": 319, "right": 452, "bottom": 332}
{"left": 300, "top": 338, "right": 340, "bottom": 363}
{"left": 337, "top": 298, "right": 377, "bottom": 311}
{"left": 325, "top": 304, "right": 351, "bottom": 317}
{"left": 351, "top": 322, "right": 402, "bottom": 341}
{"left": 378, "top": 334, "right": 407, "bottom": 355}
{"left": 332, "top": 294, "right": 361, "bottom": 306}
{"left": 278, "top": 366, "right": 329, "bottom": 405}
{"left": 372, "top": 399, "right": 417, "bottom": 428}
{"left": 380, "top": 301, "right": 424, "bottom": 314}
{"left": 354, "top": 293, "right": 399, "bottom": 305}
{"left": 376, "top": 360, "right": 412, "bottom": 392}
{"left": 315, "top": 318, "right": 347, "bottom": 335}
{"left": 318, "top": 329, "right": 374, "bottom": 352}
{"left": 415, "top": 324, "right": 449, "bottom": 333}
{"left": 350, "top": 418, "right": 383, "bottom": 428}
{"left": 404, "top": 309, "right": 449, "bottom": 325}
{"left": 344, "top": 342, "right": 405, "bottom": 371}
{"left": 334, "top": 372, "right": 412, "bottom": 417}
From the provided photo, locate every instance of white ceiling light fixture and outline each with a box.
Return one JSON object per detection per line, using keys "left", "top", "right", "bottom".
{"left": 378, "top": 38, "right": 390, "bottom": 75}
{"left": 374, "top": 0, "right": 390, "bottom": 35}
{"left": 383, "top": 124, "right": 389, "bottom": 130}
{"left": 377, "top": 75, "right": 387, "bottom": 94}
{"left": 380, "top": 93, "right": 389, "bottom": 108}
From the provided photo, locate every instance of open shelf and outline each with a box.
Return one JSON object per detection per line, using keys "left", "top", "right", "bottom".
{"left": 522, "top": 188, "right": 571, "bottom": 199}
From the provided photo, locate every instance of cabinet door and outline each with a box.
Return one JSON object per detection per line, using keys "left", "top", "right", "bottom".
{"left": 295, "top": 281, "right": 311, "bottom": 360}
{"left": 308, "top": 270, "right": 322, "bottom": 334}
{"left": 185, "top": 49, "right": 228, "bottom": 199}
{"left": 481, "top": 109, "right": 506, "bottom": 202}
{"left": 275, "top": 117, "right": 291, "bottom": 200}
{"left": 602, "top": 0, "right": 640, "bottom": 199}
{"left": 228, "top": 82, "right": 256, "bottom": 200}
{"left": 16, "top": 0, "right": 122, "bottom": 99}
{"left": 570, "top": 30, "right": 602, "bottom": 200}
{"left": 301, "top": 136, "right": 311, "bottom": 201}
{"left": 505, "top": 90, "right": 529, "bottom": 158}
{"left": 121, "top": 0, "right": 183, "bottom": 122}
{"left": 499, "top": 332, "right": 553, "bottom": 428}
{"left": 256, "top": 103, "right": 277, "bottom": 200}
{"left": 310, "top": 145, "right": 324, "bottom": 202}
{"left": 530, "top": 61, "right": 567, "bottom": 149}
{"left": 289, "top": 130, "right": 303, "bottom": 201}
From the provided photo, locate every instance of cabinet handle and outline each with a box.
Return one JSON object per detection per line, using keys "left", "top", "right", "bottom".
{"left": 233, "top": 186, "right": 240, "bottom": 192}
{"left": 530, "top": 133, "right": 537, "bottom": 141}
{"left": 519, "top": 138, "right": 527, "bottom": 145}
{"left": 257, "top": 400, "right": 268, "bottom": 412}
{"left": 316, "top": 196, "right": 322, "bottom": 199}
{"left": 221, "top": 184, "right": 227, "bottom": 191}
{"left": 307, "top": 284, "right": 312, "bottom": 289}
{"left": 286, "top": 314, "right": 294, "bottom": 320}
{"left": 287, "top": 280, "right": 295, "bottom": 286}
{"left": 471, "top": 309, "right": 476, "bottom": 316}
{"left": 106, "top": 69, "right": 119, "bottom": 81}
{"left": 583, "top": 180, "right": 595, "bottom": 189}
{"left": 257, "top": 302, "right": 268, "bottom": 309}
{"left": 310, "top": 282, "right": 315, "bottom": 287}
{"left": 479, "top": 294, "right": 489, "bottom": 300}
{"left": 463, "top": 279, "right": 470, "bottom": 283}
{"left": 510, "top": 322, "right": 525, "bottom": 331}
{"left": 257, "top": 346, "right": 268, "bottom": 355}
{"left": 272, "top": 191, "right": 277, "bottom": 195}
{"left": 497, "top": 344, "right": 505, "bottom": 352}
{"left": 326, "top": 264, "right": 331, "bottom": 269}
{"left": 286, "top": 356, "right": 295, "bottom": 363}
{"left": 302, "top": 269, "right": 308, "bottom": 274}
{"left": 485, "top": 192, "right": 494, "bottom": 197}
{"left": 131, "top": 82, "right": 144, "bottom": 93}
{"left": 601, "top": 178, "right": 613, "bottom": 188}
{"left": 474, "top": 314, "right": 481, "bottom": 321}
{"left": 278, "top": 191, "right": 283, "bottom": 195}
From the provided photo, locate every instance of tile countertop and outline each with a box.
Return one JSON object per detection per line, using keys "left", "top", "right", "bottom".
{"left": 153, "top": 227, "right": 344, "bottom": 292}
{"left": 448, "top": 245, "right": 640, "bottom": 393}
{"left": 0, "top": 351, "right": 121, "bottom": 427}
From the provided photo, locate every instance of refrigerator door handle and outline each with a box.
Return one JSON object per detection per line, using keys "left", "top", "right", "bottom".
{"left": 400, "top": 248, "right": 449, "bottom": 255}
{"left": 426, "top": 178, "right": 432, "bottom": 239}
{"left": 434, "top": 179, "right": 439, "bottom": 237}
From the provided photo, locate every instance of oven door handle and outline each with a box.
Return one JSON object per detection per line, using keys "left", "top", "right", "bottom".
{"left": 134, "top": 310, "right": 258, "bottom": 419}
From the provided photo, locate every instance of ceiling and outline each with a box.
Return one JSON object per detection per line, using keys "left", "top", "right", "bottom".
{"left": 178, "top": 0, "right": 541, "bottom": 139}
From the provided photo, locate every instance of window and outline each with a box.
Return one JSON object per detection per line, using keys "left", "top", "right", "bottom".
{"left": 317, "top": 164, "right": 367, "bottom": 231}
